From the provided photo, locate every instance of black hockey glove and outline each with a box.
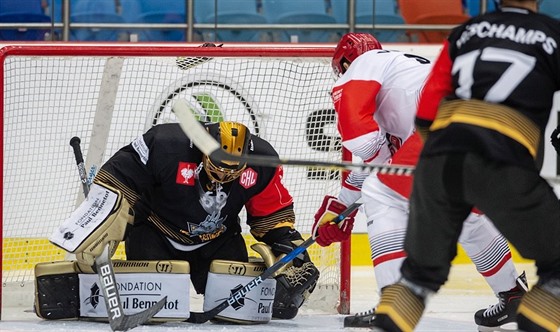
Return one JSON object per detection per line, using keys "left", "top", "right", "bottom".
{"left": 269, "top": 241, "right": 320, "bottom": 319}
{"left": 253, "top": 227, "right": 320, "bottom": 320}
{"left": 551, "top": 128, "right": 560, "bottom": 155}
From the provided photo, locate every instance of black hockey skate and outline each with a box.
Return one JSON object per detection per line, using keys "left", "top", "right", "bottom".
{"left": 474, "top": 271, "right": 528, "bottom": 332}
{"left": 343, "top": 307, "right": 376, "bottom": 327}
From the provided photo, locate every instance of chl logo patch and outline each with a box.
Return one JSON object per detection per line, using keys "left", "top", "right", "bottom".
{"left": 176, "top": 162, "right": 197, "bottom": 186}
{"left": 239, "top": 168, "right": 257, "bottom": 189}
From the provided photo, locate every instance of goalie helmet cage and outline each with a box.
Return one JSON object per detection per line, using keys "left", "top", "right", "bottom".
{"left": 0, "top": 44, "right": 353, "bottom": 317}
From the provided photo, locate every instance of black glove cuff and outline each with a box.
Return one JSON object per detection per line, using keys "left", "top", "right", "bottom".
{"left": 259, "top": 227, "right": 309, "bottom": 264}
{"left": 260, "top": 226, "right": 303, "bottom": 244}
{"left": 551, "top": 128, "right": 560, "bottom": 154}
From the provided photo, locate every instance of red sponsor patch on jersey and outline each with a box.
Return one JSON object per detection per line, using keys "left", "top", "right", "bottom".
{"left": 239, "top": 168, "right": 257, "bottom": 189}
{"left": 176, "top": 162, "right": 197, "bottom": 186}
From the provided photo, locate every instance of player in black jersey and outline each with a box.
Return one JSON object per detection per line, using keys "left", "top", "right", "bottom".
{"left": 367, "top": 1, "right": 560, "bottom": 331}
{"left": 67, "top": 121, "right": 319, "bottom": 321}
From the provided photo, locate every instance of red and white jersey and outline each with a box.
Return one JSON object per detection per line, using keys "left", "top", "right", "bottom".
{"left": 376, "top": 132, "right": 423, "bottom": 199}
{"left": 332, "top": 49, "right": 432, "bottom": 198}
{"left": 371, "top": 130, "right": 483, "bottom": 216}
{"left": 333, "top": 49, "right": 431, "bottom": 163}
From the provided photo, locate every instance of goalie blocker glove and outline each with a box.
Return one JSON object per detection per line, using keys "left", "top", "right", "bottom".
{"left": 252, "top": 227, "right": 320, "bottom": 319}
{"left": 49, "top": 182, "right": 134, "bottom": 267}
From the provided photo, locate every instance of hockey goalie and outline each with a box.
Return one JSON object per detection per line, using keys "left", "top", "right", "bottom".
{"left": 40, "top": 120, "right": 321, "bottom": 324}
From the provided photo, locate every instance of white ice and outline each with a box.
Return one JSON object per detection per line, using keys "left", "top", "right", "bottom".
{"left": 1, "top": 262, "right": 553, "bottom": 332}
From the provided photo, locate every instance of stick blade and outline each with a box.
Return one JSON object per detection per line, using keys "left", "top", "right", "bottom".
{"left": 173, "top": 99, "right": 220, "bottom": 156}
{"left": 185, "top": 301, "right": 228, "bottom": 324}
{"left": 111, "top": 296, "right": 167, "bottom": 331}
{"left": 185, "top": 311, "right": 210, "bottom": 324}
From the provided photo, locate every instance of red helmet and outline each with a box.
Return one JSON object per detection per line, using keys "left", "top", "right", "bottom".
{"left": 331, "top": 33, "right": 382, "bottom": 77}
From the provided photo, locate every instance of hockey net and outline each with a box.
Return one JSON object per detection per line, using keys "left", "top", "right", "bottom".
{"left": 0, "top": 44, "right": 352, "bottom": 316}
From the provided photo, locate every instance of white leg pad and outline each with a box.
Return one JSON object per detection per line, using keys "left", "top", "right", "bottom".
{"left": 203, "top": 259, "right": 277, "bottom": 324}
{"left": 35, "top": 260, "right": 190, "bottom": 321}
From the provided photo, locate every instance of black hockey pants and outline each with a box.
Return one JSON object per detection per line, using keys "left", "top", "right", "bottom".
{"left": 125, "top": 221, "right": 248, "bottom": 294}
{"left": 401, "top": 152, "right": 560, "bottom": 291}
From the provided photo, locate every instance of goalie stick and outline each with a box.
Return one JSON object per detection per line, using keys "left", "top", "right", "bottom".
{"left": 69, "top": 137, "right": 166, "bottom": 332}
{"left": 172, "top": 99, "right": 414, "bottom": 176}
{"left": 186, "top": 199, "right": 363, "bottom": 324}
{"left": 69, "top": 137, "right": 90, "bottom": 198}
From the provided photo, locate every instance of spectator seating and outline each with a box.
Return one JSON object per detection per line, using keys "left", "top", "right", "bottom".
{"left": 120, "top": 0, "right": 187, "bottom": 41}
{"left": 193, "top": 0, "right": 215, "bottom": 23}
{"left": 261, "top": 0, "right": 337, "bottom": 42}
{"left": 0, "top": 0, "right": 51, "bottom": 40}
{"left": 540, "top": 0, "right": 560, "bottom": 19}
{"left": 45, "top": 0, "right": 70, "bottom": 40}
{"left": 465, "top": 0, "right": 497, "bottom": 16}
{"left": 48, "top": 0, "right": 71, "bottom": 23}
{"left": 398, "top": 0, "right": 470, "bottom": 43}
{"left": 118, "top": 0, "right": 142, "bottom": 23}
{"left": 194, "top": 0, "right": 267, "bottom": 42}
{"left": 331, "top": 0, "right": 406, "bottom": 42}
{"left": 9, "top": 0, "right": 522, "bottom": 43}
{"left": 70, "top": 0, "right": 124, "bottom": 41}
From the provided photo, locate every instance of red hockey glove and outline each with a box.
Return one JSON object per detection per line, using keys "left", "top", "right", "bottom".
{"left": 312, "top": 195, "right": 357, "bottom": 247}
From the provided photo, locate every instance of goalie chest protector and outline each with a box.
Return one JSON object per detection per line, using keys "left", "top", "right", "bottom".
{"left": 203, "top": 259, "right": 276, "bottom": 324}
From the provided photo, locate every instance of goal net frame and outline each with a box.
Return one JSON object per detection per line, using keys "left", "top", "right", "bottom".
{"left": 0, "top": 44, "right": 352, "bottom": 318}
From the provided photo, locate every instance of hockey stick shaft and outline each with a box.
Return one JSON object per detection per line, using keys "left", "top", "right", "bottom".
{"left": 69, "top": 136, "right": 90, "bottom": 197}
{"left": 186, "top": 199, "right": 362, "bottom": 324}
{"left": 172, "top": 99, "right": 414, "bottom": 175}
{"left": 69, "top": 137, "right": 166, "bottom": 331}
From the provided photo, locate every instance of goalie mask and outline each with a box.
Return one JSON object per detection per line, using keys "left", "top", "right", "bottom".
{"left": 332, "top": 33, "right": 382, "bottom": 77}
{"left": 203, "top": 121, "right": 251, "bottom": 183}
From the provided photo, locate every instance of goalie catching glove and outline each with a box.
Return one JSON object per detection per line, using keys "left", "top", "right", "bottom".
{"left": 311, "top": 195, "right": 357, "bottom": 247}
{"left": 251, "top": 239, "right": 319, "bottom": 320}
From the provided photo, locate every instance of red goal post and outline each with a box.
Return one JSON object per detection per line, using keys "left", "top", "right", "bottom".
{"left": 0, "top": 44, "right": 353, "bottom": 316}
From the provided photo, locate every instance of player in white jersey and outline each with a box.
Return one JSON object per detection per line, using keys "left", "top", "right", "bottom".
{"left": 311, "top": 33, "right": 527, "bottom": 331}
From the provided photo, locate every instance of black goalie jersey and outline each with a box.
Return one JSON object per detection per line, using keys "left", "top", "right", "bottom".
{"left": 416, "top": 6, "right": 560, "bottom": 170}
{"left": 94, "top": 123, "right": 295, "bottom": 247}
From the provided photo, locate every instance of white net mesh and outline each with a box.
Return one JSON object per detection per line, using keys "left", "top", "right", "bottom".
{"left": 1, "top": 46, "right": 346, "bottom": 312}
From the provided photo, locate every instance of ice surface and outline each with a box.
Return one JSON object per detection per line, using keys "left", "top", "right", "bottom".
{"left": 1, "top": 263, "right": 553, "bottom": 332}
